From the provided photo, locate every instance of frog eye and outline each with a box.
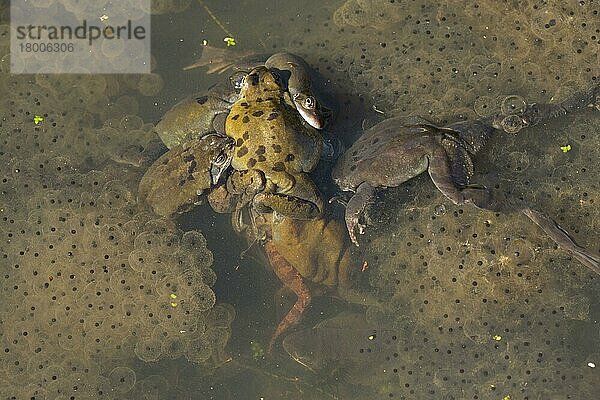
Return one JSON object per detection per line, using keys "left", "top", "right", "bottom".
{"left": 215, "top": 152, "right": 227, "bottom": 165}
{"left": 303, "top": 96, "right": 316, "bottom": 109}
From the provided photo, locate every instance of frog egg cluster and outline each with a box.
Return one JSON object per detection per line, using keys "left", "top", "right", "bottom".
{"left": 0, "top": 54, "right": 231, "bottom": 400}
{"left": 350, "top": 110, "right": 599, "bottom": 397}
{"left": 261, "top": 10, "right": 598, "bottom": 397}
{"left": 1, "top": 71, "right": 161, "bottom": 169}
{"left": 357, "top": 180, "right": 597, "bottom": 398}
{"left": 14, "top": 1, "right": 151, "bottom": 24}
{"left": 9, "top": 1, "right": 152, "bottom": 75}
{"left": 333, "top": 0, "right": 403, "bottom": 29}
{"left": 270, "top": 0, "right": 597, "bottom": 123}
{"left": 481, "top": 109, "right": 600, "bottom": 247}
{"left": 137, "top": 73, "right": 165, "bottom": 97}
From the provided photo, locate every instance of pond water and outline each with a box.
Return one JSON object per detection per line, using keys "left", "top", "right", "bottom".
{"left": 1, "top": 0, "right": 598, "bottom": 399}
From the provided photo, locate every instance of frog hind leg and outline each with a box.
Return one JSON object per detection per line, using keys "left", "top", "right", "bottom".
{"left": 518, "top": 82, "right": 599, "bottom": 127}
{"left": 468, "top": 192, "right": 600, "bottom": 275}
{"left": 207, "top": 183, "right": 238, "bottom": 214}
{"left": 522, "top": 208, "right": 599, "bottom": 274}
{"left": 264, "top": 241, "right": 312, "bottom": 352}
{"left": 427, "top": 145, "right": 488, "bottom": 205}
{"left": 227, "top": 169, "right": 266, "bottom": 201}
{"left": 428, "top": 149, "right": 600, "bottom": 274}
{"left": 254, "top": 173, "right": 324, "bottom": 219}
{"left": 441, "top": 135, "right": 474, "bottom": 187}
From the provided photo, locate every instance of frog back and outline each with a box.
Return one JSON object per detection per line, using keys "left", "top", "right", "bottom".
{"left": 333, "top": 119, "right": 440, "bottom": 190}
{"left": 227, "top": 98, "right": 323, "bottom": 174}
{"left": 156, "top": 94, "right": 231, "bottom": 149}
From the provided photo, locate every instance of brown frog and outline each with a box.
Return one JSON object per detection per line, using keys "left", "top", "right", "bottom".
{"left": 265, "top": 52, "right": 334, "bottom": 130}
{"left": 138, "top": 134, "right": 234, "bottom": 216}
{"left": 154, "top": 77, "right": 243, "bottom": 149}
{"left": 225, "top": 66, "right": 325, "bottom": 220}
{"left": 254, "top": 210, "right": 367, "bottom": 352}
{"left": 138, "top": 126, "right": 364, "bottom": 354}
{"left": 185, "top": 46, "right": 334, "bottom": 130}
{"left": 207, "top": 175, "right": 368, "bottom": 351}
{"left": 332, "top": 84, "right": 600, "bottom": 274}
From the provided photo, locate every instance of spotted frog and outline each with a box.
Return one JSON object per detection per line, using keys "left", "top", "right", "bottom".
{"left": 185, "top": 46, "right": 334, "bottom": 130}
{"left": 333, "top": 84, "right": 600, "bottom": 274}
{"left": 138, "top": 134, "right": 234, "bottom": 216}
{"left": 225, "top": 66, "right": 325, "bottom": 220}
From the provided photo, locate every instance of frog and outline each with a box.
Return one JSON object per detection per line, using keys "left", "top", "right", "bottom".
{"left": 139, "top": 113, "right": 363, "bottom": 353}
{"left": 143, "top": 55, "right": 332, "bottom": 217}
{"left": 138, "top": 133, "right": 234, "bottom": 216}
{"left": 264, "top": 52, "right": 334, "bottom": 130}
{"left": 246, "top": 210, "right": 374, "bottom": 352}
{"left": 184, "top": 46, "right": 335, "bottom": 130}
{"left": 142, "top": 58, "right": 332, "bottom": 218}
{"left": 154, "top": 74, "right": 244, "bottom": 149}
{"left": 264, "top": 211, "right": 367, "bottom": 351}
{"left": 225, "top": 65, "right": 325, "bottom": 220}
{"left": 206, "top": 172, "right": 372, "bottom": 351}
{"left": 160, "top": 57, "right": 333, "bottom": 148}
{"left": 332, "top": 83, "right": 600, "bottom": 274}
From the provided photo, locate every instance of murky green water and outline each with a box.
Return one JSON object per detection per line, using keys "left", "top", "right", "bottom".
{"left": 1, "top": 0, "right": 599, "bottom": 399}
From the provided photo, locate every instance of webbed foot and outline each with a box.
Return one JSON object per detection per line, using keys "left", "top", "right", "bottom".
{"left": 183, "top": 45, "right": 256, "bottom": 73}
{"left": 207, "top": 183, "right": 238, "bottom": 214}
{"left": 454, "top": 184, "right": 599, "bottom": 274}
{"left": 345, "top": 182, "right": 376, "bottom": 246}
{"left": 427, "top": 146, "right": 599, "bottom": 274}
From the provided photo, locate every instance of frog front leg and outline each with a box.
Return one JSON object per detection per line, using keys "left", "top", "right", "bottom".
{"left": 254, "top": 172, "right": 324, "bottom": 219}
{"left": 207, "top": 170, "right": 266, "bottom": 213}
{"left": 226, "top": 169, "right": 266, "bottom": 202}
{"left": 344, "top": 181, "right": 376, "bottom": 247}
{"left": 207, "top": 183, "right": 238, "bottom": 214}
{"left": 264, "top": 240, "right": 311, "bottom": 352}
{"left": 427, "top": 147, "right": 600, "bottom": 274}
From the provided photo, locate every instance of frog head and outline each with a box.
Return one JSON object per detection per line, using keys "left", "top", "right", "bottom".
{"left": 240, "top": 66, "right": 285, "bottom": 100}
{"left": 206, "top": 134, "right": 234, "bottom": 185}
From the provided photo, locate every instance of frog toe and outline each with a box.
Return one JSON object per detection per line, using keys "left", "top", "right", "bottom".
{"left": 345, "top": 214, "right": 364, "bottom": 247}
{"left": 344, "top": 182, "right": 376, "bottom": 247}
